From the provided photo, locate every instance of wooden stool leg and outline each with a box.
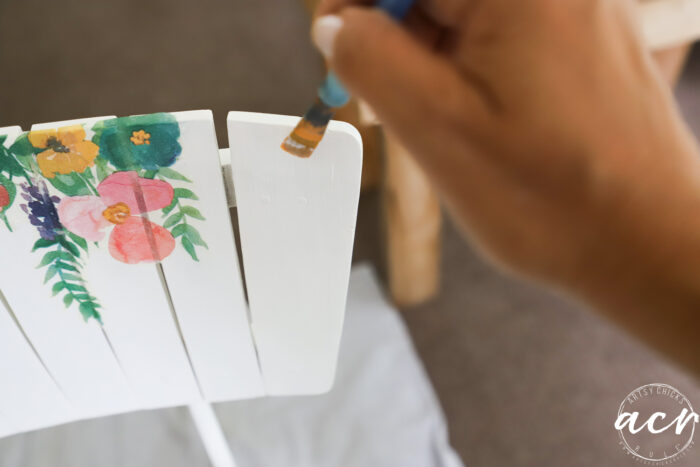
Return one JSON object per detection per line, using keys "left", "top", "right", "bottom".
{"left": 383, "top": 131, "right": 441, "bottom": 306}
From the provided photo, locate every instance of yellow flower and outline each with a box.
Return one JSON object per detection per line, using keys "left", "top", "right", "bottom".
{"left": 29, "top": 125, "right": 99, "bottom": 179}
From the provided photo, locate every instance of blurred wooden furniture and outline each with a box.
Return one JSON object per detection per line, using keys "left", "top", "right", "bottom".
{"left": 303, "top": 0, "right": 700, "bottom": 307}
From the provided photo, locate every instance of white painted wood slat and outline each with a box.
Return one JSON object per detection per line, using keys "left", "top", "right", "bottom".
{"left": 228, "top": 112, "right": 362, "bottom": 395}
{"left": 0, "top": 127, "right": 75, "bottom": 436}
{"left": 29, "top": 117, "right": 201, "bottom": 411}
{"left": 0, "top": 126, "right": 135, "bottom": 423}
{"left": 0, "top": 110, "right": 363, "bottom": 444}
{"left": 158, "top": 111, "right": 264, "bottom": 401}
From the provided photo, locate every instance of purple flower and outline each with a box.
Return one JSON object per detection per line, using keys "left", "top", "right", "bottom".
{"left": 20, "top": 181, "right": 63, "bottom": 240}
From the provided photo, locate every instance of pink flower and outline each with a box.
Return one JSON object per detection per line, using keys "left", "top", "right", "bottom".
{"left": 58, "top": 171, "right": 176, "bottom": 264}
{"left": 0, "top": 185, "right": 9, "bottom": 212}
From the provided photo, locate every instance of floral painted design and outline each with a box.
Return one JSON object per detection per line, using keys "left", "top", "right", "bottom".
{"left": 20, "top": 182, "right": 63, "bottom": 240}
{"left": 0, "top": 181, "right": 13, "bottom": 230}
{"left": 0, "top": 185, "right": 9, "bottom": 210}
{"left": 29, "top": 125, "right": 99, "bottom": 179}
{"left": 0, "top": 113, "right": 207, "bottom": 322}
{"left": 59, "top": 171, "right": 176, "bottom": 264}
{"left": 93, "top": 114, "right": 182, "bottom": 171}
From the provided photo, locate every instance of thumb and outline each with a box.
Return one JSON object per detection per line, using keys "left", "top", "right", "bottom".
{"left": 312, "top": 7, "right": 489, "bottom": 143}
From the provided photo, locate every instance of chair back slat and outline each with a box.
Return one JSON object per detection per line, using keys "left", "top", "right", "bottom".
{"left": 228, "top": 112, "right": 362, "bottom": 395}
{"left": 0, "top": 110, "right": 361, "bottom": 437}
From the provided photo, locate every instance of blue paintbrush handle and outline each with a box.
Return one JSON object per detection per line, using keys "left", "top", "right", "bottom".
{"left": 318, "top": 0, "right": 417, "bottom": 108}
{"left": 376, "top": 0, "right": 416, "bottom": 20}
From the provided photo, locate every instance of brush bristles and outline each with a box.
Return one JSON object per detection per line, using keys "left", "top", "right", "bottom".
{"left": 281, "top": 99, "right": 334, "bottom": 158}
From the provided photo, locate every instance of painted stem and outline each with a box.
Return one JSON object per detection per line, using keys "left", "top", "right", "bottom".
{"left": 78, "top": 171, "right": 99, "bottom": 196}
{"left": 0, "top": 212, "right": 12, "bottom": 231}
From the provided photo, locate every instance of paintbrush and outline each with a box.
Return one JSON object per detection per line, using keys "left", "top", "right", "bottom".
{"left": 281, "top": 0, "right": 417, "bottom": 158}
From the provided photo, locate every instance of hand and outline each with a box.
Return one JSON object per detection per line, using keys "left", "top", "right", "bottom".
{"left": 312, "top": 0, "right": 700, "bottom": 372}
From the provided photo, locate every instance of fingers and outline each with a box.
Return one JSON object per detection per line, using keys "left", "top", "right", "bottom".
{"left": 418, "top": 0, "right": 474, "bottom": 27}
{"left": 312, "top": 7, "right": 490, "bottom": 157}
{"left": 314, "top": 0, "right": 372, "bottom": 18}
{"left": 403, "top": 6, "right": 447, "bottom": 50}
{"left": 315, "top": 0, "right": 474, "bottom": 28}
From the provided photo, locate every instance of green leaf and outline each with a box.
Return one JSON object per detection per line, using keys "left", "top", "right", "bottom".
{"left": 63, "top": 294, "right": 74, "bottom": 308}
{"left": 8, "top": 133, "right": 35, "bottom": 158}
{"left": 0, "top": 212, "right": 11, "bottom": 231}
{"left": 72, "top": 294, "right": 95, "bottom": 301}
{"left": 0, "top": 148, "right": 27, "bottom": 180}
{"left": 37, "top": 251, "right": 61, "bottom": 268}
{"left": 68, "top": 232, "right": 89, "bottom": 253}
{"left": 163, "top": 212, "right": 183, "bottom": 229}
{"left": 94, "top": 155, "right": 112, "bottom": 182}
{"left": 173, "top": 188, "right": 198, "bottom": 200}
{"left": 171, "top": 224, "right": 187, "bottom": 238}
{"left": 65, "top": 283, "right": 87, "bottom": 293}
{"left": 158, "top": 167, "right": 191, "bottom": 183}
{"left": 180, "top": 205, "right": 205, "bottom": 220}
{"left": 162, "top": 199, "right": 177, "bottom": 216}
{"left": 183, "top": 224, "right": 208, "bottom": 248}
{"left": 171, "top": 223, "right": 207, "bottom": 246}
{"left": 79, "top": 302, "right": 102, "bottom": 322}
{"left": 55, "top": 261, "right": 79, "bottom": 273}
{"left": 58, "top": 237, "right": 81, "bottom": 257}
{"left": 56, "top": 251, "right": 79, "bottom": 264}
{"left": 33, "top": 238, "right": 57, "bottom": 251}
{"left": 59, "top": 273, "right": 82, "bottom": 282}
{"left": 82, "top": 168, "right": 96, "bottom": 183}
{"left": 91, "top": 120, "right": 106, "bottom": 144}
{"left": 47, "top": 172, "right": 91, "bottom": 197}
{"left": 52, "top": 282, "right": 66, "bottom": 296}
{"left": 44, "top": 265, "right": 59, "bottom": 284}
{"left": 142, "top": 170, "right": 157, "bottom": 179}
{"left": 181, "top": 236, "right": 199, "bottom": 261}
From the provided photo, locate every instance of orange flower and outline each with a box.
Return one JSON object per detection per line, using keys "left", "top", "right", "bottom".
{"left": 29, "top": 125, "right": 99, "bottom": 179}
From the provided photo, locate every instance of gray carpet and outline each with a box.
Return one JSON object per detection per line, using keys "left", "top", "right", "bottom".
{"left": 1, "top": 1, "right": 699, "bottom": 465}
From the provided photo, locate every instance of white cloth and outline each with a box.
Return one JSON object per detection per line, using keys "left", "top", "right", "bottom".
{"left": 0, "top": 264, "right": 463, "bottom": 467}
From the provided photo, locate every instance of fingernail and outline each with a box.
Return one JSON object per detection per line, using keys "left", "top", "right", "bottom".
{"left": 312, "top": 15, "right": 343, "bottom": 60}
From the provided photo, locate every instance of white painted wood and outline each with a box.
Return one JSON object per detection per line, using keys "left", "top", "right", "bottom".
{"left": 82, "top": 248, "right": 202, "bottom": 408}
{"left": 157, "top": 111, "right": 264, "bottom": 401}
{"left": 0, "top": 111, "right": 267, "bottom": 438}
{"left": 29, "top": 118, "right": 202, "bottom": 411}
{"left": 188, "top": 402, "right": 238, "bottom": 467}
{"left": 0, "top": 127, "right": 75, "bottom": 436}
{"left": 639, "top": 0, "right": 700, "bottom": 49}
{"left": 0, "top": 110, "right": 362, "bottom": 448}
{"left": 0, "top": 128, "right": 136, "bottom": 422}
{"left": 227, "top": 111, "right": 362, "bottom": 395}
{"left": 0, "top": 289, "right": 74, "bottom": 437}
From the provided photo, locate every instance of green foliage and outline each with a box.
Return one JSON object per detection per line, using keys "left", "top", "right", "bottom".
{"left": 47, "top": 172, "right": 92, "bottom": 197}
{"left": 94, "top": 155, "right": 113, "bottom": 182}
{"left": 35, "top": 235, "right": 102, "bottom": 323}
{"left": 8, "top": 133, "right": 35, "bottom": 158}
{"left": 0, "top": 141, "right": 29, "bottom": 180}
{"left": 3, "top": 114, "right": 206, "bottom": 324}
{"left": 158, "top": 167, "right": 191, "bottom": 183}
{"left": 160, "top": 175, "right": 208, "bottom": 261}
